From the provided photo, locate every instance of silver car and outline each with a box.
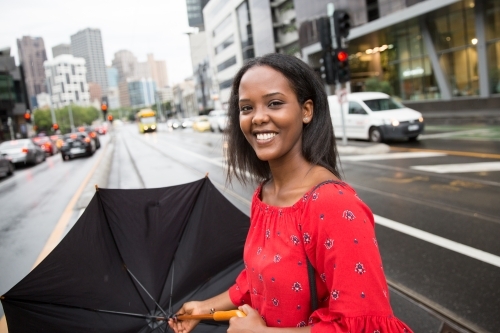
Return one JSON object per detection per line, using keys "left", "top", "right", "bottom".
{"left": 0, "top": 139, "right": 46, "bottom": 165}
{"left": 0, "top": 153, "right": 14, "bottom": 178}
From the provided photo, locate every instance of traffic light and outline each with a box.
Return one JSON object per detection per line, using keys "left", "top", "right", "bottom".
{"left": 52, "top": 123, "right": 59, "bottom": 131}
{"left": 24, "top": 111, "right": 32, "bottom": 123}
{"left": 334, "top": 10, "right": 351, "bottom": 46}
{"left": 101, "top": 103, "right": 108, "bottom": 119}
{"left": 335, "top": 48, "right": 350, "bottom": 83}
{"left": 107, "top": 114, "right": 113, "bottom": 122}
{"left": 320, "top": 51, "right": 336, "bottom": 85}
{"left": 318, "top": 17, "right": 332, "bottom": 50}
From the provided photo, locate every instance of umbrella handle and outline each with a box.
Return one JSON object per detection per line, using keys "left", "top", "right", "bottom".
{"left": 176, "top": 310, "right": 246, "bottom": 321}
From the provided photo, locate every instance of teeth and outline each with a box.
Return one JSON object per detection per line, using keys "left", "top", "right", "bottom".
{"left": 256, "top": 133, "right": 276, "bottom": 140}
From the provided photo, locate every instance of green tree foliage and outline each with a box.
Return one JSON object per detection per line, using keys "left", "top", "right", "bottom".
{"left": 33, "top": 105, "right": 100, "bottom": 134}
{"left": 365, "top": 77, "right": 394, "bottom": 96}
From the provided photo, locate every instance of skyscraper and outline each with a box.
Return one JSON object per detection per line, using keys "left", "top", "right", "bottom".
{"left": 111, "top": 50, "right": 138, "bottom": 82}
{"left": 70, "top": 28, "right": 108, "bottom": 99}
{"left": 52, "top": 43, "right": 71, "bottom": 58}
{"left": 186, "top": 0, "right": 210, "bottom": 31}
{"left": 16, "top": 36, "right": 48, "bottom": 108}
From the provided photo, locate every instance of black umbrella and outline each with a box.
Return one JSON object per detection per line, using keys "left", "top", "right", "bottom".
{"left": 1, "top": 177, "right": 249, "bottom": 332}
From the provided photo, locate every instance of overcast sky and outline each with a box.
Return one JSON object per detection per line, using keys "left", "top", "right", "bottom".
{"left": 1, "top": 0, "right": 195, "bottom": 85}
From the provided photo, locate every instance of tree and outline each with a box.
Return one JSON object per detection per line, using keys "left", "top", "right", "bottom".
{"left": 365, "top": 77, "right": 394, "bottom": 96}
{"left": 34, "top": 105, "right": 100, "bottom": 134}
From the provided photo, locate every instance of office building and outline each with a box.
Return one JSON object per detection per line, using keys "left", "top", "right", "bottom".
{"left": 44, "top": 54, "right": 90, "bottom": 109}
{"left": 52, "top": 43, "right": 71, "bottom": 58}
{"left": 298, "top": 0, "right": 500, "bottom": 110}
{"left": 70, "top": 28, "right": 108, "bottom": 98}
{"left": 136, "top": 54, "right": 169, "bottom": 88}
{"left": 0, "top": 47, "right": 29, "bottom": 140}
{"left": 16, "top": 36, "right": 48, "bottom": 109}
{"left": 186, "top": 0, "right": 210, "bottom": 31}
{"left": 128, "top": 78, "right": 157, "bottom": 108}
{"left": 112, "top": 50, "right": 138, "bottom": 82}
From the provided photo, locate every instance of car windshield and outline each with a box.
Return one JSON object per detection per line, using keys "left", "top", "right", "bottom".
{"left": 140, "top": 117, "right": 156, "bottom": 124}
{"left": 363, "top": 98, "right": 405, "bottom": 111}
{"left": 0, "top": 140, "right": 29, "bottom": 149}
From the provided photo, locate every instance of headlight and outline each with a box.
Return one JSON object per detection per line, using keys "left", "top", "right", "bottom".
{"left": 419, "top": 117, "right": 424, "bottom": 123}
{"left": 144, "top": 126, "right": 149, "bottom": 130}
{"left": 391, "top": 119, "right": 400, "bottom": 126}
{"left": 151, "top": 125, "right": 156, "bottom": 130}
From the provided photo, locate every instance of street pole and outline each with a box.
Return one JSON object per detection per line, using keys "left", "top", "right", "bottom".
{"left": 46, "top": 79, "right": 57, "bottom": 126}
{"left": 68, "top": 104, "right": 75, "bottom": 132}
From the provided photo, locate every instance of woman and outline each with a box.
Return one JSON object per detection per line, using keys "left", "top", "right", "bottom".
{"left": 169, "top": 53, "right": 412, "bottom": 333}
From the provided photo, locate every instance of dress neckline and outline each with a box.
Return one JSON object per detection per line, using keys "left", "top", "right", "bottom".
{"left": 254, "top": 179, "right": 347, "bottom": 212}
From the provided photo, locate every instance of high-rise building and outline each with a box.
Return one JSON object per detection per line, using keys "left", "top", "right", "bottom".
{"left": 136, "top": 54, "right": 169, "bottom": 88}
{"left": 16, "top": 36, "right": 48, "bottom": 109}
{"left": 186, "top": 0, "right": 210, "bottom": 31}
{"left": 44, "top": 54, "right": 90, "bottom": 109}
{"left": 118, "top": 81, "right": 131, "bottom": 107}
{"left": 107, "top": 67, "right": 120, "bottom": 109}
{"left": 128, "top": 78, "right": 157, "bottom": 108}
{"left": 52, "top": 43, "right": 71, "bottom": 58}
{"left": 70, "top": 28, "right": 108, "bottom": 98}
{"left": 111, "top": 50, "right": 138, "bottom": 82}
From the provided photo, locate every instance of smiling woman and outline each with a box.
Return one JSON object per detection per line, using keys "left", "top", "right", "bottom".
{"left": 169, "top": 53, "right": 413, "bottom": 333}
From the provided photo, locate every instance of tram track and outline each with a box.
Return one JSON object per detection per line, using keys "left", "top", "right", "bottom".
{"left": 120, "top": 127, "right": 488, "bottom": 333}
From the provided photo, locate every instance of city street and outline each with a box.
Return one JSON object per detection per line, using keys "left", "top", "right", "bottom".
{"left": 1, "top": 122, "right": 499, "bottom": 332}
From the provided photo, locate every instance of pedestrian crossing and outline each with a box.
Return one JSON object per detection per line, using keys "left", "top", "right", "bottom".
{"left": 341, "top": 151, "right": 500, "bottom": 174}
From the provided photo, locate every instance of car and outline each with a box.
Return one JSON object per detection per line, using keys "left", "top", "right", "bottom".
{"left": 94, "top": 125, "right": 107, "bottom": 135}
{"left": 0, "top": 139, "right": 46, "bottom": 165}
{"left": 77, "top": 126, "right": 101, "bottom": 149}
{"left": 328, "top": 92, "right": 425, "bottom": 142}
{"left": 207, "top": 110, "right": 228, "bottom": 132}
{"left": 33, "top": 136, "right": 58, "bottom": 156}
{"left": 0, "top": 153, "right": 15, "bottom": 178}
{"left": 50, "top": 134, "right": 65, "bottom": 150}
{"left": 192, "top": 116, "right": 211, "bottom": 132}
{"left": 181, "top": 118, "right": 194, "bottom": 129}
{"left": 60, "top": 133, "right": 96, "bottom": 161}
{"left": 167, "top": 118, "right": 182, "bottom": 130}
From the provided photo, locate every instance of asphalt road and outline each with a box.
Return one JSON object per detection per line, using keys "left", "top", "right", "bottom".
{"left": 1, "top": 123, "right": 499, "bottom": 332}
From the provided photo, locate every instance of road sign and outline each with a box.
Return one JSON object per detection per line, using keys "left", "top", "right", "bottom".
{"left": 336, "top": 88, "right": 348, "bottom": 104}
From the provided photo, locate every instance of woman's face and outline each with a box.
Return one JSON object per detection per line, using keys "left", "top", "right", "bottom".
{"left": 238, "top": 65, "right": 313, "bottom": 164}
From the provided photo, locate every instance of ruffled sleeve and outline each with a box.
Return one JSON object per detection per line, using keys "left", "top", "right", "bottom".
{"left": 228, "top": 269, "right": 252, "bottom": 307}
{"left": 300, "top": 182, "right": 412, "bottom": 333}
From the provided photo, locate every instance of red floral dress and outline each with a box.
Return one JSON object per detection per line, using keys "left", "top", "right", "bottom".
{"left": 229, "top": 180, "right": 412, "bottom": 332}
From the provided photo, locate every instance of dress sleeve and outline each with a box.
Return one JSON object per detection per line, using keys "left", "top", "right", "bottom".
{"left": 301, "top": 183, "right": 412, "bottom": 333}
{"left": 228, "top": 269, "right": 252, "bottom": 307}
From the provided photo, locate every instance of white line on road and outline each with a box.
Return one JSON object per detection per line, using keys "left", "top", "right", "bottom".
{"left": 375, "top": 215, "right": 500, "bottom": 268}
{"left": 419, "top": 128, "right": 491, "bottom": 139}
{"left": 341, "top": 152, "right": 447, "bottom": 161}
{"left": 411, "top": 162, "right": 500, "bottom": 174}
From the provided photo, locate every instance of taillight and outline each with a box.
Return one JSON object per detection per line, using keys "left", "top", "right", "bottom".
{"left": 22, "top": 148, "right": 28, "bottom": 153}
{"left": 84, "top": 137, "right": 91, "bottom": 143}
{"left": 90, "top": 132, "right": 96, "bottom": 138}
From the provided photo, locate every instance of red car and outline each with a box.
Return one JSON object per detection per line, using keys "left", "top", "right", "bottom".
{"left": 33, "top": 136, "right": 57, "bottom": 156}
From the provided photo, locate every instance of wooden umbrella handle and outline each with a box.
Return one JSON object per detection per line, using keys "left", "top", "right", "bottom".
{"left": 176, "top": 310, "right": 246, "bottom": 321}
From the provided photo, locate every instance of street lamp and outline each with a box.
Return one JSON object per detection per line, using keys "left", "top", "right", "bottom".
{"left": 198, "top": 61, "right": 208, "bottom": 113}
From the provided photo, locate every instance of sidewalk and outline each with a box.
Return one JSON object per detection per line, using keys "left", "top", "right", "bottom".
{"left": 336, "top": 140, "right": 390, "bottom": 155}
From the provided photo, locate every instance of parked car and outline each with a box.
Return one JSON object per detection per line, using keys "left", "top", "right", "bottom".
{"left": 60, "top": 133, "right": 96, "bottom": 161}
{"left": 77, "top": 126, "right": 101, "bottom": 149}
{"left": 192, "top": 116, "right": 211, "bottom": 132}
{"left": 207, "top": 110, "right": 228, "bottom": 132}
{"left": 0, "top": 153, "right": 15, "bottom": 178}
{"left": 328, "top": 92, "right": 425, "bottom": 142}
{"left": 33, "top": 136, "right": 57, "bottom": 156}
{"left": 181, "top": 118, "right": 194, "bottom": 129}
{"left": 0, "top": 139, "right": 45, "bottom": 165}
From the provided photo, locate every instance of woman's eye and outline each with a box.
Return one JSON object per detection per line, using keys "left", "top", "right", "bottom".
{"left": 269, "top": 101, "right": 283, "bottom": 107}
{"left": 239, "top": 105, "right": 252, "bottom": 112}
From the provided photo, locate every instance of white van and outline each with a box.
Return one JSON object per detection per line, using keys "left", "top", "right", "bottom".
{"left": 328, "top": 92, "right": 425, "bottom": 142}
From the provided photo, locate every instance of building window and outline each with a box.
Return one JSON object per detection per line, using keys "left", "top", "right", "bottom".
{"left": 72, "top": 65, "right": 76, "bottom": 75}
{"left": 81, "top": 82, "right": 85, "bottom": 92}
{"left": 237, "top": 1, "right": 254, "bottom": 61}
{"left": 66, "top": 74, "right": 70, "bottom": 84}
{"left": 213, "top": 15, "right": 232, "bottom": 38}
{"left": 219, "top": 78, "right": 233, "bottom": 90}
{"left": 217, "top": 56, "right": 237, "bottom": 72}
{"left": 486, "top": 0, "right": 500, "bottom": 94}
{"left": 215, "top": 35, "right": 234, "bottom": 54}
{"left": 366, "top": 0, "right": 380, "bottom": 22}
{"left": 75, "top": 91, "right": 79, "bottom": 101}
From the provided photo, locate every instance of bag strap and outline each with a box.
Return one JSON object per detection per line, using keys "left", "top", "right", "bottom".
{"left": 306, "top": 256, "right": 318, "bottom": 312}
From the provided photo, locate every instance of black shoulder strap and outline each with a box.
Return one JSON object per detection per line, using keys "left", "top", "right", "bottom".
{"left": 306, "top": 256, "right": 318, "bottom": 313}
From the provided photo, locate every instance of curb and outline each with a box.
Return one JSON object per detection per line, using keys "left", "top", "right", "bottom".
{"left": 75, "top": 133, "right": 116, "bottom": 209}
{"left": 337, "top": 143, "right": 390, "bottom": 155}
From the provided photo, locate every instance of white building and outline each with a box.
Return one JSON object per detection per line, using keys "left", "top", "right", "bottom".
{"left": 203, "top": 0, "right": 255, "bottom": 107}
{"left": 36, "top": 92, "right": 52, "bottom": 109}
{"left": 44, "top": 54, "right": 90, "bottom": 109}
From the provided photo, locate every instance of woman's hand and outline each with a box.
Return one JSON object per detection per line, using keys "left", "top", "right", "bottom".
{"left": 227, "top": 304, "right": 267, "bottom": 333}
{"left": 167, "top": 301, "right": 203, "bottom": 333}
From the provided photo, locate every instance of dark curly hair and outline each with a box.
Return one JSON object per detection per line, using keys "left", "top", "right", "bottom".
{"left": 224, "top": 53, "right": 340, "bottom": 185}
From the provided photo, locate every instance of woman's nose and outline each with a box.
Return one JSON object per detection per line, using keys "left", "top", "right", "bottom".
{"left": 251, "top": 106, "right": 269, "bottom": 125}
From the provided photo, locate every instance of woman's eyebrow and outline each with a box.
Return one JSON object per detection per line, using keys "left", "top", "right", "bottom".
{"left": 239, "top": 92, "right": 284, "bottom": 103}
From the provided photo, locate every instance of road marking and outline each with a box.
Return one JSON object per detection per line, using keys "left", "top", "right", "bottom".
{"left": 390, "top": 147, "right": 500, "bottom": 159}
{"left": 341, "top": 152, "right": 447, "bottom": 161}
{"left": 411, "top": 162, "right": 500, "bottom": 174}
{"left": 419, "top": 128, "right": 491, "bottom": 139}
{"left": 375, "top": 215, "right": 500, "bottom": 268}
{"left": 0, "top": 143, "right": 109, "bottom": 333}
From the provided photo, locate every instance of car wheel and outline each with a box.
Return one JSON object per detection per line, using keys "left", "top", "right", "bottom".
{"left": 369, "top": 127, "right": 383, "bottom": 143}
{"left": 7, "top": 162, "right": 14, "bottom": 175}
{"left": 408, "top": 135, "right": 419, "bottom": 142}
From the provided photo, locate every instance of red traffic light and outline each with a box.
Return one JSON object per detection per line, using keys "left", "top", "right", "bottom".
{"left": 24, "top": 112, "right": 31, "bottom": 121}
{"left": 52, "top": 123, "right": 59, "bottom": 131}
{"left": 101, "top": 104, "right": 108, "bottom": 112}
{"left": 337, "top": 51, "right": 348, "bottom": 62}
{"left": 107, "top": 114, "right": 113, "bottom": 121}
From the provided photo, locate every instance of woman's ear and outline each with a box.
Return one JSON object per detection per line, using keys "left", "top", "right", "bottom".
{"left": 302, "top": 99, "right": 314, "bottom": 124}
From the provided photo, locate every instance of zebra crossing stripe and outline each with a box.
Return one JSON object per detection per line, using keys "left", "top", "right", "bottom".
{"left": 411, "top": 162, "right": 500, "bottom": 173}
{"left": 341, "top": 152, "right": 447, "bottom": 161}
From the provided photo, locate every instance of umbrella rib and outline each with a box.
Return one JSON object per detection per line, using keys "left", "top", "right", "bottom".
{"left": 126, "top": 266, "right": 169, "bottom": 319}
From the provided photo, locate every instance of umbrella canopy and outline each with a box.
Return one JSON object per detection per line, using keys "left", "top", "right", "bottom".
{"left": 1, "top": 178, "right": 249, "bottom": 332}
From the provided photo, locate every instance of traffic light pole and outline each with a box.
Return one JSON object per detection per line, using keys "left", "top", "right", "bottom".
{"left": 327, "top": 3, "right": 347, "bottom": 146}
{"left": 68, "top": 104, "right": 75, "bottom": 132}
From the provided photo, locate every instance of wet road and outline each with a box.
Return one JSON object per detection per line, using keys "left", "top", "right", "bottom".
{"left": 1, "top": 123, "right": 499, "bottom": 332}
